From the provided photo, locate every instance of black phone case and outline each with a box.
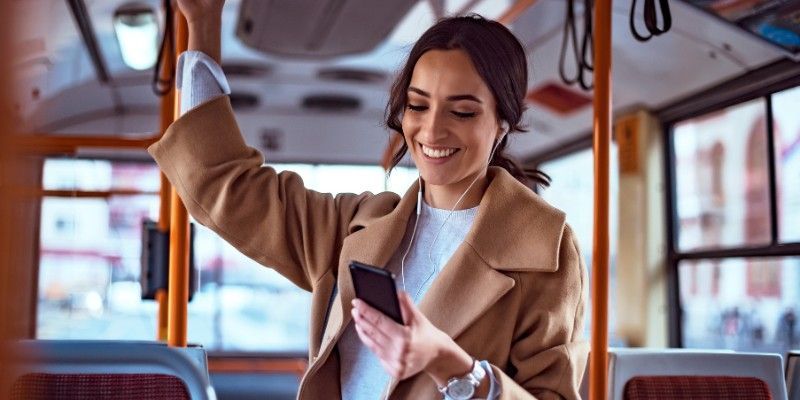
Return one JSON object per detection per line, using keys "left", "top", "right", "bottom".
{"left": 349, "top": 261, "right": 404, "bottom": 325}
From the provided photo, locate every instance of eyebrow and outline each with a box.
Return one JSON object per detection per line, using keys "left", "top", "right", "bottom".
{"left": 408, "top": 86, "right": 483, "bottom": 104}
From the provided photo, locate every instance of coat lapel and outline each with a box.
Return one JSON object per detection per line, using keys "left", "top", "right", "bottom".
{"left": 313, "top": 181, "right": 421, "bottom": 365}
{"left": 418, "top": 246, "right": 516, "bottom": 340}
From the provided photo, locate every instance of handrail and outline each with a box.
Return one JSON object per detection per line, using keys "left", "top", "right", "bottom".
{"left": 9, "top": 134, "right": 159, "bottom": 155}
{"left": 167, "top": 9, "right": 190, "bottom": 349}
{"left": 208, "top": 357, "right": 308, "bottom": 377}
{"left": 156, "top": 0, "right": 177, "bottom": 343}
{"left": 13, "top": 188, "right": 158, "bottom": 198}
{"left": 590, "top": 0, "right": 612, "bottom": 399}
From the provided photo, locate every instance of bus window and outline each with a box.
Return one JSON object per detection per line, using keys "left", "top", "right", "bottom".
{"left": 773, "top": 86, "right": 800, "bottom": 244}
{"left": 669, "top": 83, "right": 800, "bottom": 354}
{"left": 539, "top": 145, "right": 621, "bottom": 345}
{"left": 37, "top": 158, "right": 416, "bottom": 352}
{"left": 680, "top": 256, "right": 799, "bottom": 353}
{"left": 673, "top": 98, "right": 770, "bottom": 252}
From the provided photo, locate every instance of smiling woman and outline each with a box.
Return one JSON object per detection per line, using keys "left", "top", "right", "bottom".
{"left": 149, "top": 2, "right": 587, "bottom": 399}
{"left": 385, "top": 16, "right": 550, "bottom": 201}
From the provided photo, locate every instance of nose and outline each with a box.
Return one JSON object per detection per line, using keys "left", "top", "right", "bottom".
{"left": 417, "top": 110, "right": 447, "bottom": 143}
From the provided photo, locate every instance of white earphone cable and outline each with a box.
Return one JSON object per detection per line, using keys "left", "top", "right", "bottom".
{"left": 400, "top": 128, "right": 508, "bottom": 300}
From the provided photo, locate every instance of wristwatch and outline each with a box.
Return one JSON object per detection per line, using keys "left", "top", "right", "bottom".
{"left": 438, "top": 359, "right": 486, "bottom": 400}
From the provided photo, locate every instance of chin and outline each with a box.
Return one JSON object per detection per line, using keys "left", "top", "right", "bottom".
{"left": 419, "top": 170, "right": 461, "bottom": 187}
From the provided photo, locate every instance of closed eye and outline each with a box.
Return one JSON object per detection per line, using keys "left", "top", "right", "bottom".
{"left": 452, "top": 111, "right": 476, "bottom": 118}
{"left": 407, "top": 104, "right": 427, "bottom": 112}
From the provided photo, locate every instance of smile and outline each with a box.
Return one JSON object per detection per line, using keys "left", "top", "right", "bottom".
{"left": 420, "top": 143, "right": 460, "bottom": 159}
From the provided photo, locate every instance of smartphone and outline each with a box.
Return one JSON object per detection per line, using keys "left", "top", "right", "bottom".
{"left": 349, "top": 261, "right": 404, "bottom": 325}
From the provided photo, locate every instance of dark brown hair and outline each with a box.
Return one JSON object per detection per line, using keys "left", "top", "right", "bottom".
{"left": 384, "top": 14, "right": 549, "bottom": 188}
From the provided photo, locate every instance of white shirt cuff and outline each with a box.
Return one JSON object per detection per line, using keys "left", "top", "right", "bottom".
{"left": 481, "top": 360, "right": 501, "bottom": 399}
{"left": 177, "top": 50, "right": 231, "bottom": 115}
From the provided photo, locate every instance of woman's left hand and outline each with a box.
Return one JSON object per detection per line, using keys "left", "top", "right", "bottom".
{"left": 351, "top": 291, "right": 472, "bottom": 384}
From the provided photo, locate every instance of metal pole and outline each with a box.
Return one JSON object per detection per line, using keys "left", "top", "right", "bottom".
{"left": 590, "top": 0, "right": 612, "bottom": 399}
{"left": 155, "top": 0, "right": 176, "bottom": 343}
{"left": 167, "top": 9, "right": 190, "bottom": 348}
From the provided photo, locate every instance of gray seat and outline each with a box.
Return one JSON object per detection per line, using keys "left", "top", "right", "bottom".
{"left": 786, "top": 350, "right": 800, "bottom": 399}
{"left": 580, "top": 348, "right": 786, "bottom": 400}
{"left": 2, "top": 340, "right": 216, "bottom": 400}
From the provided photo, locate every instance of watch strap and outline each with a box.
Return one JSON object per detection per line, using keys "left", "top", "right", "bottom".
{"left": 438, "top": 359, "right": 485, "bottom": 399}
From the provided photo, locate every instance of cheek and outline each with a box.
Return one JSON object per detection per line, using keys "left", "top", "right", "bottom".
{"left": 401, "top": 117, "right": 417, "bottom": 144}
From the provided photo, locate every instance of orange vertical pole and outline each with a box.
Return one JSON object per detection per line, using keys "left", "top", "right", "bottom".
{"left": 590, "top": 0, "right": 612, "bottom": 399}
{"left": 167, "top": 9, "right": 190, "bottom": 348}
{"left": 155, "top": 2, "right": 176, "bottom": 343}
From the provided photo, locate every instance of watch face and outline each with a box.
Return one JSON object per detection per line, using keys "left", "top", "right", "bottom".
{"left": 447, "top": 380, "right": 475, "bottom": 399}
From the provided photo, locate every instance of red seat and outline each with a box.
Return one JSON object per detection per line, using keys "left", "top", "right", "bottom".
{"left": 11, "top": 373, "right": 190, "bottom": 400}
{"left": 624, "top": 375, "right": 772, "bottom": 400}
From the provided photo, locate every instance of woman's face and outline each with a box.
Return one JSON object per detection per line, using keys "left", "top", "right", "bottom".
{"left": 401, "top": 49, "right": 503, "bottom": 188}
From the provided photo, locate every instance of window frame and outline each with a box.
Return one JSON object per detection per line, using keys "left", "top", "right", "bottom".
{"left": 659, "top": 59, "right": 800, "bottom": 347}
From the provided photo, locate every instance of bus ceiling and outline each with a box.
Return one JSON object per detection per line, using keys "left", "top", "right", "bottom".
{"left": 10, "top": 0, "right": 795, "bottom": 162}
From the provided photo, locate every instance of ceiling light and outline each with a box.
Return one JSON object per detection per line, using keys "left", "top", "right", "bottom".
{"left": 114, "top": 3, "right": 158, "bottom": 71}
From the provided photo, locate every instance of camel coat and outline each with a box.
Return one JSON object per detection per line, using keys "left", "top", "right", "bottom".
{"left": 149, "top": 96, "right": 589, "bottom": 399}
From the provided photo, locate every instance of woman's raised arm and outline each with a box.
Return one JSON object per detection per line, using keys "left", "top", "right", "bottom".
{"left": 176, "top": 0, "right": 224, "bottom": 63}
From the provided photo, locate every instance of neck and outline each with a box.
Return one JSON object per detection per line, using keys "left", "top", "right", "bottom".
{"left": 423, "top": 170, "right": 490, "bottom": 210}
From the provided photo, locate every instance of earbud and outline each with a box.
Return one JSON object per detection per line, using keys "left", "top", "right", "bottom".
{"left": 416, "top": 175, "right": 422, "bottom": 216}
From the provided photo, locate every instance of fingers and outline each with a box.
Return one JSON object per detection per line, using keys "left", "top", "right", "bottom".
{"left": 352, "top": 300, "right": 413, "bottom": 368}
{"left": 355, "top": 322, "right": 408, "bottom": 378}
{"left": 352, "top": 306, "right": 392, "bottom": 343}
{"left": 352, "top": 299, "right": 406, "bottom": 337}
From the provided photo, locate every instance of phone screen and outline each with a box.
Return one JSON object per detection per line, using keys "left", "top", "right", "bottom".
{"left": 349, "top": 261, "right": 404, "bottom": 325}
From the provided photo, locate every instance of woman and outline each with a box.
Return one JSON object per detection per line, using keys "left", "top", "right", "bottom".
{"left": 152, "top": 1, "right": 588, "bottom": 398}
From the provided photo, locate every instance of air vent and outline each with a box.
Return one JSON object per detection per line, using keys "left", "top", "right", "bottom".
{"left": 526, "top": 82, "right": 592, "bottom": 115}
{"left": 222, "top": 62, "right": 272, "bottom": 78}
{"left": 229, "top": 92, "right": 260, "bottom": 110}
{"left": 317, "top": 67, "right": 386, "bottom": 83}
{"left": 302, "top": 94, "right": 360, "bottom": 112}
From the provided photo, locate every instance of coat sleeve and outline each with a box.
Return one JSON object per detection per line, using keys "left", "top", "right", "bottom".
{"left": 148, "top": 96, "right": 371, "bottom": 291}
{"left": 491, "top": 225, "right": 590, "bottom": 399}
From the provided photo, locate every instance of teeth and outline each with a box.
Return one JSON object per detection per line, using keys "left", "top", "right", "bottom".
{"left": 421, "top": 144, "right": 457, "bottom": 159}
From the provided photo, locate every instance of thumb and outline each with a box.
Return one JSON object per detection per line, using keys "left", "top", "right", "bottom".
{"left": 398, "top": 291, "right": 417, "bottom": 325}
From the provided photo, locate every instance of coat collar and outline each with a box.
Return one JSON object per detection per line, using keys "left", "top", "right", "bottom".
{"left": 310, "top": 167, "right": 567, "bottom": 381}
{"left": 346, "top": 166, "right": 568, "bottom": 273}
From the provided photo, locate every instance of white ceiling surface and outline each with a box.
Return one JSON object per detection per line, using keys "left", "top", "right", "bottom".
{"left": 13, "top": 0, "right": 785, "bottom": 163}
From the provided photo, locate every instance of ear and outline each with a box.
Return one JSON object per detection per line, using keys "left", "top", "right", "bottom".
{"left": 497, "top": 121, "right": 510, "bottom": 142}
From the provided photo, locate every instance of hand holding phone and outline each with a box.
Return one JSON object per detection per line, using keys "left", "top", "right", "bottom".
{"left": 349, "top": 261, "right": 404, "bottom": 325}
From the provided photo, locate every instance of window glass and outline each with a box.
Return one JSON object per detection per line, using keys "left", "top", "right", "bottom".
{"left": 539, "top": 146, "right": 620, "bottom": 345}
{"left": 673, "top": 99, "right": 770, "bottom": 251}
{"left": 273, "top": 163, "right": 418, "bottom": 195}
{"left": 773, "top": 86, "right": 800, "bottom": 243}
{"left": 42, "top": 159, "right": 160, "bottom": 192}
{"left": 38, "top": 195, "right": 160, "bottom": 339}
{"left": 680, "top": 257, "right": 800, "bottom": 354}
{"left": 38, "top": 160, "right": 417, "bottom": 352}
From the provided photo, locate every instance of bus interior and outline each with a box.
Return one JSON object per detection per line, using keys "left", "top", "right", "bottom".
{"left": 1, "top": 0, "right": 800, "bottom": 399}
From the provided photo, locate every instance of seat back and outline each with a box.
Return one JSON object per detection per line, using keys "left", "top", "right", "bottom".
{"left": 623, "top": 375, "right": 772, "bottom": 400}
{"left": 786, "top": 351, "right": 800, "bottom": 399}
{"left": 3, "top": 340, "right": 215, "bottom": 400}
{"left": 608, "top": 349, "right": 786, "bottom": 400}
